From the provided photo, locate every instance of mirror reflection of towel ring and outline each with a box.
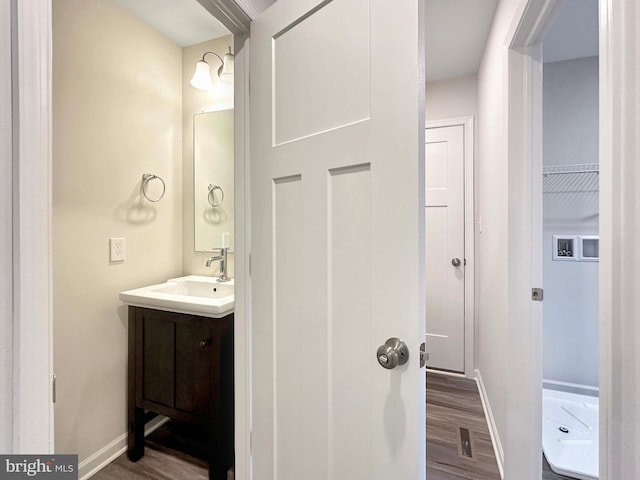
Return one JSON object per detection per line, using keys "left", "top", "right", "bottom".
{"left": 208, "top": 184, "right": 224, "bottom": 207}
{"left": 142, "top": 173, "right": 166, "bottom": 202}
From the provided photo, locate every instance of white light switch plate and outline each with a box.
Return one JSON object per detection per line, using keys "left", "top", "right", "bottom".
{"left": 110, "top": 237, "right": 126, "bottom": 262}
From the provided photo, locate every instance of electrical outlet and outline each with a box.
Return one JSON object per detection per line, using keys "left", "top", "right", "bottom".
{"left": 110, "top": 237, "right": 126, "bottom": 262}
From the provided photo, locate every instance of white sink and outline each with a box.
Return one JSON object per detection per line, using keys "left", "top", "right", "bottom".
{"left": 119, "top": 275, "right": 234, "bottom": 318}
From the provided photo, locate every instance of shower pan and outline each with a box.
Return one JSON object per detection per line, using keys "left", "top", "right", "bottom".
{"left": 542, "top": 388, "right": 599, "bottom": 480}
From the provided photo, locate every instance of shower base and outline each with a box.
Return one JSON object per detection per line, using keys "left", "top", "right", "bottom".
{"left": 542, "top": 388, "right": 599, "bottom": 480}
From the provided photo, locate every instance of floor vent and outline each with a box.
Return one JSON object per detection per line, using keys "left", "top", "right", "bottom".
{"left": 458, "top": 427, "right": 475, "bottom": 460}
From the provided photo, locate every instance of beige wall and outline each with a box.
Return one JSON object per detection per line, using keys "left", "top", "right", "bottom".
{"left": 426, "top": 74, "right": 478, "bottom": 122}
{"left": 53, "top": 0, "right": 182, "bottom": 462}
{"left": 182, "top": 36, "right": 234, "bottom": 276}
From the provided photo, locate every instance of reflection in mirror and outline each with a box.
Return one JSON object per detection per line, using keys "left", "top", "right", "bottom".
{"left": 194, "top": 109, "right": 234, "bottom": 252}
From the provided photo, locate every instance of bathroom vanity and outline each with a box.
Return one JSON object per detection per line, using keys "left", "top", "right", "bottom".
{"left": 126, "top": 303, "right": 234, "bottom": 479}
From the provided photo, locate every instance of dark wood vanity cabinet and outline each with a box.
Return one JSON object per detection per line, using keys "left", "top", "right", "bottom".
{"left": 127, "top": 306, "right": 233, "bottom": 480}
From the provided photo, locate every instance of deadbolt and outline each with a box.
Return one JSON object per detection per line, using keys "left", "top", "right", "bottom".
{"left": 376, "top": 337, "right": 409, "bottom": 369}
{"left": 451, "top": 258, "right": 461, "bottom": 267}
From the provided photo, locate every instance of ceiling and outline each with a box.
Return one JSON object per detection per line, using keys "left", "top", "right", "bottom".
{"left": 543, "top": 0, "right": 599, "bottom": 63}
{"left": 116, "top": 0, "right": 500, "bottom": 83}
{"left": 114, "top": 0, "right": 231, "bottom": 47}
{"left": 425, "top": 0, "right": 499, "bottom": 83}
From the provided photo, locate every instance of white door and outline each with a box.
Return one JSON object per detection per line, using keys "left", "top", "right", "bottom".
{"left": 425, "top": 126, "right": 465, "bottom": 372}
{"left": 250, "top": 0, "right": 425, "bottom": 478}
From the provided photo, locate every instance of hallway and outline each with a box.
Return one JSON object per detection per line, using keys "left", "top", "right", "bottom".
{"left": 426, "top": 372, "right": 501, "bottom": 480}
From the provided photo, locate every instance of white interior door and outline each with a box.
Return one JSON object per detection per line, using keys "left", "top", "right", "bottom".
{"left": 250, "top": 0, "right": 425, "bottom": 479}
{"left": 425, "top": 126, "right": 465, "bottom": 372}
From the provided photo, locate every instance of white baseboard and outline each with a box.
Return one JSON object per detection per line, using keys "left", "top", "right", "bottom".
{"left": 79, "top": 416, "right": 169, "bottom": 480}
{"left": 426, "top": 368, "right": 468, "bottom": 379}
{"left": 475, "top": 369, "right": 504, "bottom": 480}
{"left": 543, "top": 378, "right": 599, "bottom": 397}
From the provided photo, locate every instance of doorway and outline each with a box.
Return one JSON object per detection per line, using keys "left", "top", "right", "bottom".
{"left": 540, "top": 2, "right": 600, "bottom": 478}
{"left": 503, "top": 0, "right": 611, "bottom": 477}
{"left": 47, "top": 0, "right": 248, "bottom": 478}
{"left": 425, "top": 117, "right": 475, "bottom": 376}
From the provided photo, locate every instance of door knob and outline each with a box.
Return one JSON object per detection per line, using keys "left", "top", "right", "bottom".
{"left": 451, "top": 258, "right": 461, "bottom": 267}
{"left": 376, "top": 337, "right": 409, "bottom": 369}
{"left": 199, "top": 339, "right": 210, "bottom": 349}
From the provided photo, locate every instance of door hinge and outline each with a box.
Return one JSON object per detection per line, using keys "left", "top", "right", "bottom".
{"left": 532, "top": 288, "right": 544, "bottom": 301}
{"left": 52, "top": 373, "right": 57, "bottom": 403}
{"left": 419, "top": 342, "right": 429, "bottom": 368}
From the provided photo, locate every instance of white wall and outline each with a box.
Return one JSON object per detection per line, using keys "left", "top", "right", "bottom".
{"left": 52, "top": 0, "right": 183, "bottom": 462}
{"left": 182, "top": 36, "right": 234, "bottom": 276}
{"left": 426, "top": 74, "right": 478, "bottom": 122}
{"left": 475, "top": 0, "right": 522, "bottom": 459}
{"left": 543, "top": 56, "right": 599, "bottom": 387}
{"left": 0, "top": 0, "right": 12, "bottom": 453}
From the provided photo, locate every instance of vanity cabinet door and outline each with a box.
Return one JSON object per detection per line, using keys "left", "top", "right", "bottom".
{"left": 142, "top": 313, "right": 175, "bottom": 407}
{"left": 175, "top": 319, "right": 211, "bottom": 416}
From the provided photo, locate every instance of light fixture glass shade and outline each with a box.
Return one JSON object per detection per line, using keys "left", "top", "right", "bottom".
{"left": 190, "top": 60, "right": 213, "bottom": 91}
{"left": 218, "top": 52, "right": 234, "bottom": 84}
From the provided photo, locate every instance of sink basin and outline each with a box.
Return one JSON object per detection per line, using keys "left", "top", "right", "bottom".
{"left": 119, "top": 275, "right": 234, "bottom": 318}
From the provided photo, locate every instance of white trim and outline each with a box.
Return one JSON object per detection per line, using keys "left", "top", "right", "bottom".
{"left": 597, "top": 0, "right": 640, "bottom": 477}
{"left": 425, "top": 368, "right": 466, "bottom": 379}
{"left": 13, "top": 0, "right": 54, "bottom": 453}
{"left": 78, "top": 416, "right": 169, "bottom": 480}
{"left": 543, "top": 379, "right": 599, "bottom": 397}
{"left": 196, "top": 0, "right": 252, "bottom": 34}
{"left": 475, "top": 369, "right": 504, "bottom": 480}
{"left": 0, "top": 0, "right": 13, "bottom": 454}
{"left": 425, "top": 116, "right": 475, "bottom": 378}
{"left": 503, "top": 1, "right": 564, "bottom": 478}
{"left": 597, "top": 2, "right": 613, "bottom": 475}
{"left": 233, "top": 32, "right": 251, "bottom": 480}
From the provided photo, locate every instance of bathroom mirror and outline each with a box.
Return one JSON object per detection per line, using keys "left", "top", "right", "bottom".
{"left": 194, "top": 109, "right": 234, "bottom": 252}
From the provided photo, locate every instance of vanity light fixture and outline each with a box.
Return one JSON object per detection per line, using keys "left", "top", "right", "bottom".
{"left": 190, "top": 47, "right": 234, "bottom": 90}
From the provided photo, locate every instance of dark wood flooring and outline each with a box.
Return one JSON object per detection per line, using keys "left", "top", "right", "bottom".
{"left": 93, "top": 373, "right": 502, "bottom": 480}
{"left": 92, "top": 421, "right": 209, "bottom": 480}
{"left": 426, "top": 372, "right": 501, "bottom": 480}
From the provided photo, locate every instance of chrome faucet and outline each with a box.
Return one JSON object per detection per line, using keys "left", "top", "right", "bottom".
{"left": 206, "top": 248, "right": 230, "bottom": 282}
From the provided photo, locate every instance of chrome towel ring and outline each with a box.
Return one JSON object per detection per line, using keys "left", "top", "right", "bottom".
{"left": 142, "top": 173, "right": 166, "bottom": 202}
{"left": 208, "top": 184, "right": 224, "bottom": 207}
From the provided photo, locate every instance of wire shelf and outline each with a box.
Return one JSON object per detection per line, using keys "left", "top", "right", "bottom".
{"left": 543, "top": 163, "right": 599, "bottom": 176}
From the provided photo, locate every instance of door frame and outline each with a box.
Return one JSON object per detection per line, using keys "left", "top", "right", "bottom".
{"left": 231, "top": 32, "right": 251, "bottom": 480}
{"left": 504, "top": 0, "right": 620, "bottom": 478}
{"left": 1, "top": 0, "right": 13, "bottom": 453}
{"left": 425, "top": 116, "right": 475, "bottom": 378}
{"left": 9, "top": 0, "right": 55, "bottom": 453}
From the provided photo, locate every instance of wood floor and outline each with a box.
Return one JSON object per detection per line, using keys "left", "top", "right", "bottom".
{"left": 426, "top": 372, "right": 501, "bottom": 480}
{"left": 92, "top": 421, "right": 209, "bottom": 480}
{"left": 93, "top": 372, "right": 502, "bottom": 480}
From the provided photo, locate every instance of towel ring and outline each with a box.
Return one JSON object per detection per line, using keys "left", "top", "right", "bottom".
{"left": 208, "top": 184, "right": 224, "bottom": 207}
{"left": 142, "top": 173, "right": 166, "bottom": 202}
